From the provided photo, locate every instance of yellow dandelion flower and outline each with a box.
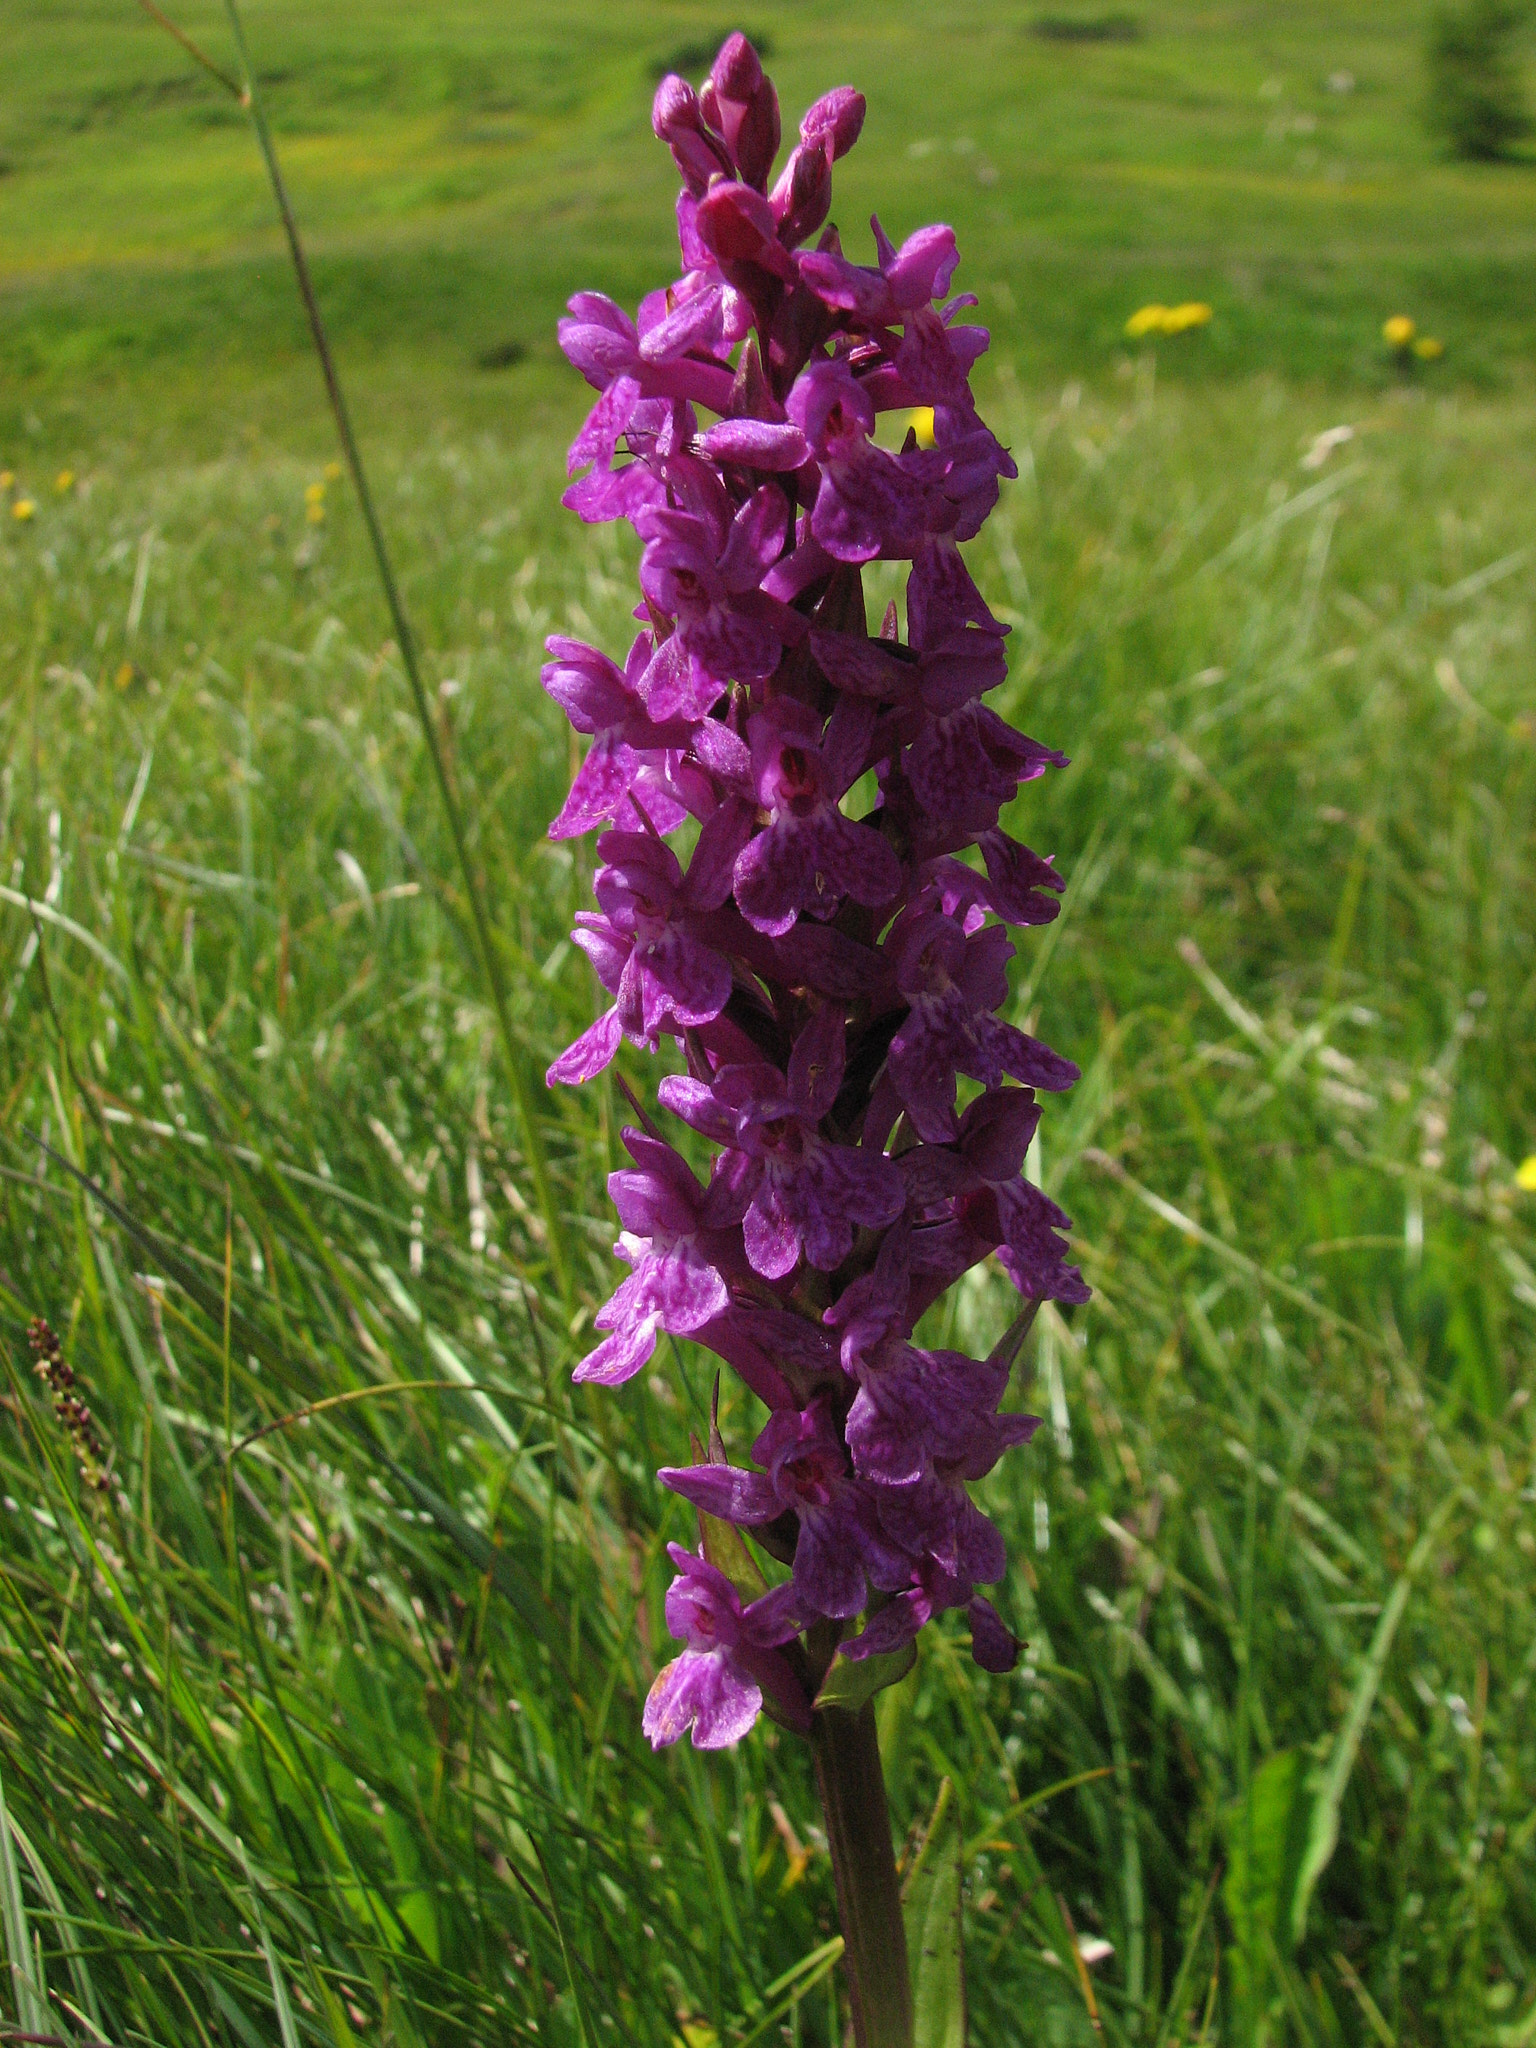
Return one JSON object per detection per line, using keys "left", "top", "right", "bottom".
{"left": 305, "top": 481, "right": 326, "bottom": 504}
{"left": 1413, "top": 336, "right": 1445, "bottom": 361}
{"left": 306, "top": 503, "right": 326, "bottom": 525}
{"left": 1125, "top": 304, "right": 1168, "bottom": 339}
{"left": 1163, "top": 301, "right": 1213, "bottom": 334}
{"left": 907, "top": 406, "right": 936, "bottom": 449}
{"left": 0, "top": 471, "right": 13, "bottom": 491}
{"left": 323, "top": 460, "right": 343, "bottom": 482}
{"left": 56, "top": 469, "right": 75, "bottom": 493}
{"left": 1517, "top": 1155, "right": 1536, "bottom": 1193}
{"left": 1382, "top": 315, "right": 1415, "bottom": 349}
{"left": 114, "top": 660, "right": 137, "bottom": 691}
{"left": 11, "top": 498, "right": 36, "bottom": 522}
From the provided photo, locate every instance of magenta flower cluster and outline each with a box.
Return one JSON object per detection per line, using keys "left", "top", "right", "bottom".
{"left": 544, "top": 34, "right": 1087, "bottom": 1751}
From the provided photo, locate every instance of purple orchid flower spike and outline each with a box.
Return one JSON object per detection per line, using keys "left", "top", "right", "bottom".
{"left": 543, "top": 37, "right": 1089, "bottom": 1891}
{"left": 644, "top": 1544, "right": 810, "bottom": 1748}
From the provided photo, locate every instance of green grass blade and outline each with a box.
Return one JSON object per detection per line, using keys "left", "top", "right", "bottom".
{"left": 0, "top": 1760, "right": 50, "bottom": 2038}
{"left": 5, "top": 1813, "right": 104, "bottom": 2032}
{"left": 1290, "top": 1489, "right": 1464, "bottom": 1944}
{"left": 531, "top": 1838, "right": 595, "bottom": 2048}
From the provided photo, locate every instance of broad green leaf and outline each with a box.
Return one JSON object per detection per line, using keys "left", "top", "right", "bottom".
{"left": 395, "top": 1889, "right": 441, "bottom": 1966}
{"left": 1222, "top": 1747, "right": 1308, "bottom": 1998}
{"left": 902, "top": 1776, "right": 965, "bottom": 2048}
{"left": 813, "top": 1639, "right": 916, "bottom": 1713}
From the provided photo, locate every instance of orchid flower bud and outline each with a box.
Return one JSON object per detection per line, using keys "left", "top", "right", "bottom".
{"left": 800, "top": 85, "right": 866, "bottom": 160}
{"left": 770, "top": 140, "right": 834, "bottom": 251}
{"left": 708, "top": 34, "right": 781, "bottom": 190}
{"left": 652, "top": 73, "right": 733, "bottom": 194}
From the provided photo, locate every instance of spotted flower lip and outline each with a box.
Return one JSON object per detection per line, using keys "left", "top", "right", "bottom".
{"left": 902, "top": 1086, "right": 1090, "bottom": 1307}
{"left": 571, "top": 1131, "right": 738, "bottom": 1387}
{"left": 635, "top": 481, "right": 801, "bottom": 718}
{"left": 730, "top": 695, "right": 901, "bottom": 935}
{"left": 787, "top": 358, "right": 952, "bottom": 562}
{"left": 843, "top": 1337, "right": 1034, "bottom": 1490}
{"left": 885, "top": 911, "right": 1080, "bottom": 1143}
{"left": 643, "top": 1544, "right": 810, "bottom": 1748}
{"left": 545, "top": 819, "right": 747, "bottom": 1079}
{"left": 544, "top": 32, "right": 1085, "bottom": 1746}
{"left": 541, "top": 633, "right": 697, "bottom": 839}
{"left": 659, "top": 1007, "right": 904, "bottom": 1278}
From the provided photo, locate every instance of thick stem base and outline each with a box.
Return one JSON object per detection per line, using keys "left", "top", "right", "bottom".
{"left": 810, "top": 1704, "right": 913, "bottom": 2048}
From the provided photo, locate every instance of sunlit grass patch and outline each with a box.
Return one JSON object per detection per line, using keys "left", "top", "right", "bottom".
{"left": 0, "top": 369, "right": 1532, "bottom": 2042}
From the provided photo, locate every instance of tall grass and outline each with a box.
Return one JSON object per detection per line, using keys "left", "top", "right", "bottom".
{"left": 1, "top": 369, "right": 1534, "bottom": 2046}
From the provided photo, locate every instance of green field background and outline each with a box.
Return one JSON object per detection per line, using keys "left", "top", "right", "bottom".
{"left": 1, "top": 6, "right": 1535, "bottom": 2048}
{"left": 3, "top": 0, "right": 1536, "bottom": 442}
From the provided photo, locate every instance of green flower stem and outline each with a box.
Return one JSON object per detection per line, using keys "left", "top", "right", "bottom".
{"left": 811, "top": 1704, "right": 913, "bottom": 2048}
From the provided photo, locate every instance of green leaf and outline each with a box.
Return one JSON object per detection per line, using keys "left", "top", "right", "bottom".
{"left": 902, "top": 1776, "right": 965, "bottom": 2048}
{"left": 395, "top": 1889, "right": 441, "bottom": 1966}
{"left": 688, "top": 1422, "right": 768, "bottom": 1602}
{"left": 236, "top": 1843, "right": 302, "bottom": 2048}
{"left": 1222, "top": 1747, "right": 1309, "bottom": 1995}
{"left": 813, "top": 1640, "right": 916, "bottom": 1713}
{"left": 698, "top": 1507, "right": 768, "bottom": 1604}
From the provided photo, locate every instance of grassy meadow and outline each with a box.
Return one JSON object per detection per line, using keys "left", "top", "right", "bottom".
{"left": 2, "top": 3, "right": 1536, "bottom": 2045}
